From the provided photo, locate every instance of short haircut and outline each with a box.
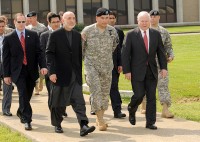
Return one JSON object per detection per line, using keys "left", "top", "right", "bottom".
{"left": 0, "top": 18, "right": 5, "bottom": 24}
{"left": 47, "top": 12, "right": 60, "bottom": 23}
{"left": 109, "top": 11, "right": 117, "bottom": 18}
{"left": 14, "top": 13, "right": 25, "bottom": 20}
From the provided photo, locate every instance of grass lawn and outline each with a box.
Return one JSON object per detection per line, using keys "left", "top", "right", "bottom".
{"left": 0, "top": 124, "right": 31, "bottom": 142}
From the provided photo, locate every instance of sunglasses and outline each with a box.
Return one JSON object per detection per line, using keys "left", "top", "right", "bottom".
{"left": 17, "top": 21, "right": 25, "bottom": 24}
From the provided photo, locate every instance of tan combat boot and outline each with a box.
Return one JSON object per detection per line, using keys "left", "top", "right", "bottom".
{"left": 96, "top": 110, "right": 107, "bottom": 131}
{"left": 140, "top": 98, "right": 146, "bottom": 114}
{"left": 161, "top": 103, "right": 174, "bottom": 118}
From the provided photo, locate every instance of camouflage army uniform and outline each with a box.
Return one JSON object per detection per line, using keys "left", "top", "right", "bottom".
{"left": 154, "top": 25, "right": 174, "bottom": 107}
{"left": 82, "top": 23, "right": 118, "bottom": 112}
{"left": 26, "top": 22, "right": 46, "bottom": 33}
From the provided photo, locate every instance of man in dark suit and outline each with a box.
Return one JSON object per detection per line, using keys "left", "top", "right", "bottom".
{"left": 40, "top": 12, "right": 60, "bottom": 104}
{"left": 108, "top": 11, "right": 126, "bottom": 118}
{"left": 40, "top": 12, "right": 68, "bottom": 117}
{"left": 122, "top": 11, "right": 167, "bottom": 130}
{"left": 46, "top": 11, "right": 95, "bottom": 136}
{"left": 3, "top": 13, "right": 47, "bottom": 130}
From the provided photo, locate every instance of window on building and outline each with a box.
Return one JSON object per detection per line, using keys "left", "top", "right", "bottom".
{"left": 56, "top": 0, "right": 77, "bottom": 16}
{"left": 134, "top": 0, "right": 152, "bottom": 23}
{"left": 1, "top": 0, "right": 23, "bottom": 27}
{"left": 29, "top": 0, "right": 50, "bottom": 25}
{"left": 83, "top": 0, "right": 102, "bottom": 25}
{"left": 109, "top": 0, "right": 128, "bottom": 25}
{"left": 159, "top": 0, "right": 176, "bottom": 23}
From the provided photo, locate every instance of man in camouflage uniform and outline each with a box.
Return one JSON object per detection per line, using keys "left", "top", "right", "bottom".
{"left": 140, "top": 10, "right": 174, "bottom": 118}
{"left": 82, "top": 8, "right": 118, "bottom": 131}
{"left": 26, "top": 11, "right": 46, "bottom": 95}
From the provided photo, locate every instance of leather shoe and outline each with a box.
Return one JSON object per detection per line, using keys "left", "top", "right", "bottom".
{"left": 80, "top": 125, "right": 95, "bottom": 137}
{"left": 63, "top": 112, "right": 68, "bottom": 117}
{"left": 114, "top": 112, "right": 126, "bottom": 118}
{"left": 90, "top": 111, "right": 95, "bottom": 115}
{"left": 128, "top": 105, "right": 136, "bottom": 125}
{"left": 55, "top": 126, "right": 63, "bottom": 133}
{"left": 3, "top": 112, "right": 12, "bottom": 116}
{"left": 25, "top": 123, "right": 32, "bottom": 130}
{"left": 17, "top": 112, "right": 26, "bottom": 123}
{"left": 146, "top": 124, "right": 157, "bottom": 130}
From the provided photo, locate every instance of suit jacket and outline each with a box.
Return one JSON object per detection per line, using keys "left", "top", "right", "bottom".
{"left": 46, "top": 27, "right": 82, "bottom": 87}
{"left": 40, "top": 30, "right": 51, "bottom": 57}
{"left": 3, "top": 29, "right": 46, "bottom": 83}
{"left": 113, "top": 27, "right": 124, "bottom": 71}
{"left": 122, "top": 27, "right": 167, "bottom": 81}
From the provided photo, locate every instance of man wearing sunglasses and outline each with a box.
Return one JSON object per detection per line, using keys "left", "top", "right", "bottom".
{"left": 3, "top": 13, "right": 47, "bottom": 131}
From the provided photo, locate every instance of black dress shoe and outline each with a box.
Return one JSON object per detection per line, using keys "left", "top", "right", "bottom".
{"left": 3, "top": 112, "right": 12, "bottom": 116}
{"left": 16, "top": 112, "right": 26, "bottom": 123}
{"left": 25, "top": 123, "right": 32, "bottom": 130}
{"left": 114, "top": 112, "right": 126, "bottom": 118}
{"left": 55, "top": 126, "right": 63, "bottom": 133}
{"left": 146, "top": 124, "right": 157, "bottom": 130}
{"left": 128, "top": 105, "right": 136, "bottom": 125}
{"left": 90, "top": 111, "right": 95, "bottom": 115}
{"left": 80, "top": 125, "right": 95, "bottom": 137}
{"left": 63, "top": 112, "right": 68, "bottom": 117}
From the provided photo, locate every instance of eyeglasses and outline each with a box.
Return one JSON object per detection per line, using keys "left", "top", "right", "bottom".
{"left": 17, "top": 21, "right": 25, "bottom": 24}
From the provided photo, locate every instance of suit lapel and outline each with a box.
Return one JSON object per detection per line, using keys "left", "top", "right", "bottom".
{"left": 135, "top": 28, "right": 147, "bottom": 53}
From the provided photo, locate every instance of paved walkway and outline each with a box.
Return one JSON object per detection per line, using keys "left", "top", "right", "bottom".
{"left": 0, "top": 88, "right": 200, "bottom": 142}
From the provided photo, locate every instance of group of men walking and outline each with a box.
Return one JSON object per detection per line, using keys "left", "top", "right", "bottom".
{"left": 0, "top": 7, "right": 174, "bottom": 137}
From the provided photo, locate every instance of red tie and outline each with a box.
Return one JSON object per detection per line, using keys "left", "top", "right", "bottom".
{"left": 143, "top": 31, "right": 148, "bottom": 53}
{"left": 20, "top": 32, "right": 27, "bottom": 65}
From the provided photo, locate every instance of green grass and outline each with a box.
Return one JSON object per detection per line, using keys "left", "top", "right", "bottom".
{"left": 0, "top": 125, "right": 31, "bottom": 142}
{"left": 166, "top": 26, "right": 200, "bottom": 33}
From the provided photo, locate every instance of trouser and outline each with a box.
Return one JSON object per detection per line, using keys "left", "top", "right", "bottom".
{"left": 2, "top": 82, "right": 13, "bottom": 113}
{"left": 85, "top": 65, "right": 112, "bottom": 112}
{"left": 15, "top": 65, "right": 35, "bottom": 123}
{"left": 110, "top": 68, "right": 122, "bottom": 114}
{"left": 50, "top": 81, "right": 88, "bottom": 127}
{"left": 130, "top": 65, "right": 157, "bottom": 125}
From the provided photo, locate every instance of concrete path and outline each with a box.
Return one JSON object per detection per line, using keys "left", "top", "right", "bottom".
{"left": 0, "top": 88, "right": 200, "bottom": 142}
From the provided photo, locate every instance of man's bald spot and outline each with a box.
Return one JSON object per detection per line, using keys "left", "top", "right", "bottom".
{"left": 63, "top": 11, "right": 75, "bottom": 19}
{"left": 137, "top": 11, "right": 150, "bottom": 21}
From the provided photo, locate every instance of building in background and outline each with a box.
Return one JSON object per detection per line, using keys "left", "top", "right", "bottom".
{"left": 0, "top": 0, "right": 200, "bottom": 27}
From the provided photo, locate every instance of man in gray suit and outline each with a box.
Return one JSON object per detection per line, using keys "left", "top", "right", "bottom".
{"left": 0, "top": 18, "right": 13, "bottom": 116}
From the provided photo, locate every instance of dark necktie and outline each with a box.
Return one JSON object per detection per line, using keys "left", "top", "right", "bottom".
{"left": 20, "top": 32, "right": 27, "bottom": 65}
{"left": 143, "top": 31, "right": 148, "bottom": 53}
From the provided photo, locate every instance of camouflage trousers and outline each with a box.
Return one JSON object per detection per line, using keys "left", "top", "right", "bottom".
{"left": 85, "top": 65, "right": 112, "bottom": 112}
{"left": 143, "top": 68, "right": 171, "bottom": 107}
{"left": 157, "top": 68, "right": 171, "bottom": 107}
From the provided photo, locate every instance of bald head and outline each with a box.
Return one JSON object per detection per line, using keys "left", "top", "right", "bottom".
{"left": 137, "top": 11, "right": 150, "bottom": 31}
{"left": 62, "top": 11, "right": 76, "bottom": 31}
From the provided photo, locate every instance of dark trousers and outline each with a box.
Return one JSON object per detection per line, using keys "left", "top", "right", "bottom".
{"left": 110, "top": 68, "right": 122, "bottom": 114}
{"left": 2, "top": 82, "right": 13, "bottom": 113}
{"left": 50, "top": 81, "right": 88, "bottom": 127}
{"left": 130, "top": 65, "right": 157, "bottom": 125}
{"left": 15, "top": 65, "right": 35, "bottom": 123}
{"left": 45, "top": 75, "right": 51, "bottom": 108}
